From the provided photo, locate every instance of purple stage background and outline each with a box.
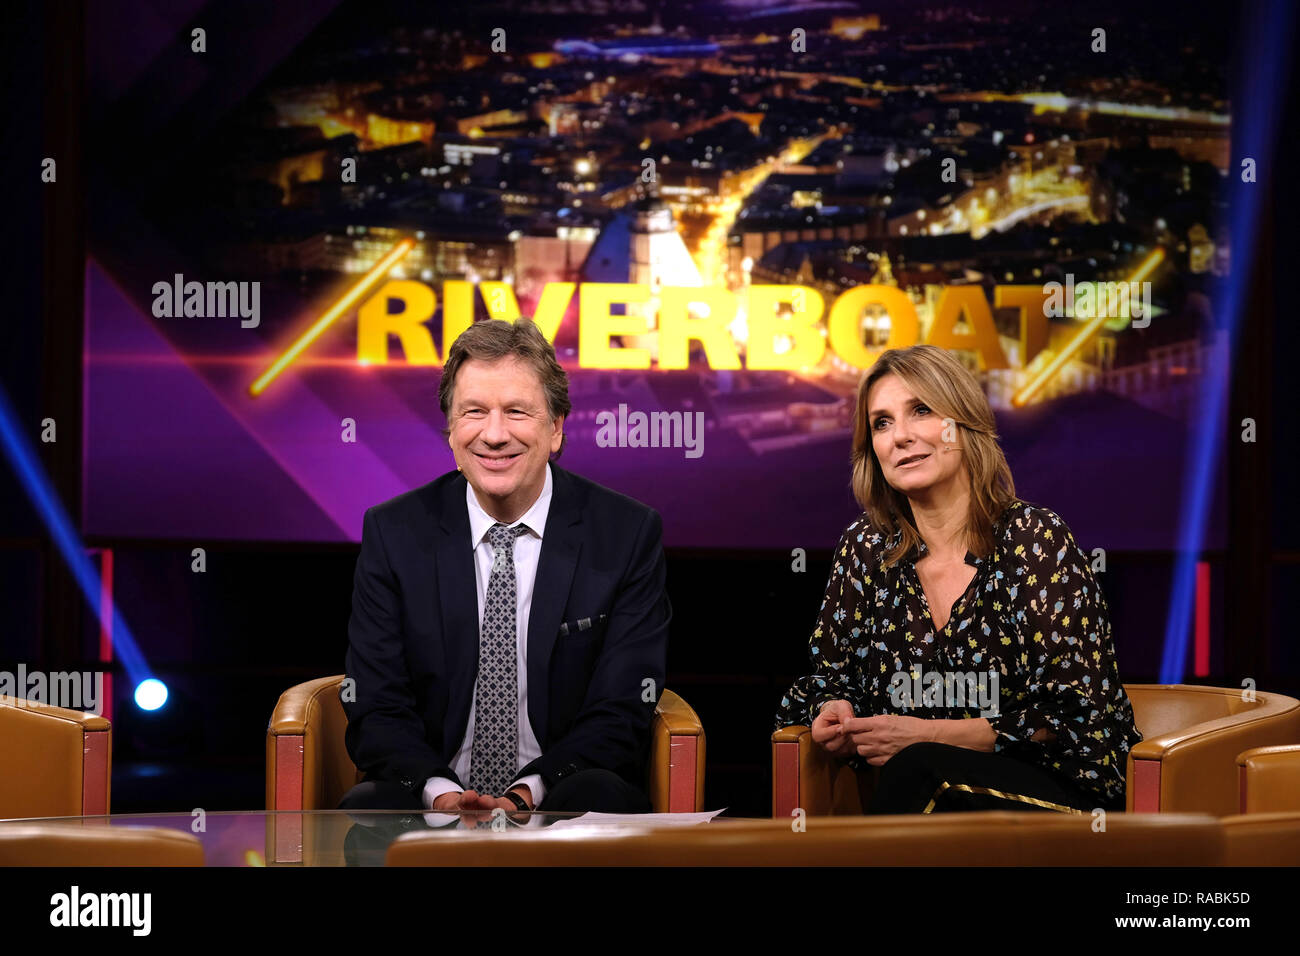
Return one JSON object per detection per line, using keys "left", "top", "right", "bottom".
{"left": 82, "top": 0, "right": 1230, "bottom": 551}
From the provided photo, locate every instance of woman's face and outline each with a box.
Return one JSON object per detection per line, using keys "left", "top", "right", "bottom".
{"left": 866, "top": 373, "right": 965, "bottom": 500}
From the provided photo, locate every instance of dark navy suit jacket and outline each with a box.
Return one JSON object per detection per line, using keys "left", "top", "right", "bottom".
{"left": 341, "top": 463, "right": 671, "bottom": 798}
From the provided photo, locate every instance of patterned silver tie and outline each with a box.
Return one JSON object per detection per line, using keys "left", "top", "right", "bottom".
{"left": 467, "top": 522, "right": 528, "bottom": 796}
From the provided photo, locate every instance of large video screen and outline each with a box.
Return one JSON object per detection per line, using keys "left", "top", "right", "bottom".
{"left": 84, "top": 0, "right": 1229, "bottom": 549}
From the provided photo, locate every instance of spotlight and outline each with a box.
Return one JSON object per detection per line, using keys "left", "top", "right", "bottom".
{"left": 134, "top": 679, "right": 169, "bottom": 712}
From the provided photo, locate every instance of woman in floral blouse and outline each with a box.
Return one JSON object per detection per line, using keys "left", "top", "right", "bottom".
{"left": 775, "top": 344, "right": 1143, "bottom": 813}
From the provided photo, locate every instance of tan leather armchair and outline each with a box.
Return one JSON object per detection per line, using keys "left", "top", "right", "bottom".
{"left": 0, "top": 824, "right": 203, "bottom": 866}
{"left": 1125, "top": 685, "right": 1300, "bottom": 814}
{"left": 0, "top": 695, "right": 111, "bottom": 819}
{"left": 771, "top": 684, "right": 1300, "bottom": 817}
{"left": 267, "top": 675, "right": 705, "bottom": 813}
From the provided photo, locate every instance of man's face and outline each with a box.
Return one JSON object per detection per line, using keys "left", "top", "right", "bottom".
{"left": 447, "top": 355, "right": 563, "bottom": 521}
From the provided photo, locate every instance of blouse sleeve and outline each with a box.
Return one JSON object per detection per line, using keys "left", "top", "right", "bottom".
{"left": 986, "top": 508, "right": 1123, "bottom": 767}
{"left": 774, "top": 524, "right": 869, "bottom": 730}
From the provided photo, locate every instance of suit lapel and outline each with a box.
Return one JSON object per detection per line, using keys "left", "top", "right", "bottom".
{"left": 527, "top": 464, "right": 583, "bottom": 742}
{"left": 432, "top": 472, "right": 478, "bottom": 756}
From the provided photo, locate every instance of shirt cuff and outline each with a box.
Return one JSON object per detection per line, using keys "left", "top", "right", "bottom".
{"left": 510, "top": 774, "right": 545, "bottom": 809}
{"left": 422, "top": 776, "right": 463, "bottom": 811}
{"left": 987, "top": 706, "right": 1051, "bottom": 755}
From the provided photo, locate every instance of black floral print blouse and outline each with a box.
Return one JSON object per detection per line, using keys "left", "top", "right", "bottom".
{"left": 775, "top": 501, "right": 1143, "bottom": 808}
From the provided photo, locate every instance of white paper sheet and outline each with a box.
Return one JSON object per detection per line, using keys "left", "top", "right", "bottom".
{"left": 546, "top": 809, "right": 726, "bottom": 829}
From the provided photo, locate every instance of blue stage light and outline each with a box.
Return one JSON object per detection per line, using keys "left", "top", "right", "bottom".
{"left": 134, "top": 679, "right": 169, "bottom": 712}
{"left": 1160, "top": 0, "right": 1294, "bottom": 681}
{"left": 0, "top": 381, "right": 148, "bottom": 689}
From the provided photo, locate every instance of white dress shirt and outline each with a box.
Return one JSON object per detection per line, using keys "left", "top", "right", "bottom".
{"left": 422, "top": 463, "right": 551, "bottom": 811}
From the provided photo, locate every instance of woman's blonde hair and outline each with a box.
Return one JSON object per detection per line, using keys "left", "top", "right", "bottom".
{"left": 850, "top": 344, "right": 1018, "bottom": 568}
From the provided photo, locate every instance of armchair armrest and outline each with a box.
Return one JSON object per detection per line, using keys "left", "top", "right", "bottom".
{"left": 0, "top": 823, "right": 203, "bottom": 866}
{"left": 772, "top": 724, "right": 872, "bottom": 817}
{"left": 0, "top": 695, "right": 111, "bottom": 819}
{"left": 266, "top": 675, "right": 346, "bottom": 737}
{"left": 265, "top": 676, "right": 362, "bottom": 865}
{"left": 1236, "top": 745, "right": 1300, "bottom": 814}
{"left": 649, "top": 689, "right": 705, "bottom": 812}
{"left": 265, "top": 676, "right": 360, "bottom": 813}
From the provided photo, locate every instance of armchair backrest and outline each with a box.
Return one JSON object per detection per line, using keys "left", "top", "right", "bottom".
{"left": 1125, "top": 683, "right": 1262, "bottom": 739}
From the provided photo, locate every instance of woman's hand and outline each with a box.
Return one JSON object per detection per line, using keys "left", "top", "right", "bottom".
{"left": 811, "top": 699, "right": 858, "bottom": 758}
{"left": 845, "top": 714, "right": 937, "bottom": 766}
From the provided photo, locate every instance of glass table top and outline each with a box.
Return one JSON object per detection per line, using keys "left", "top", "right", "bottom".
{"left": 0, "top": 809, "right": 736, "bottom": 866}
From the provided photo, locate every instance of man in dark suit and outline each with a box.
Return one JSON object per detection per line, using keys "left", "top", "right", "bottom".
{"left": 338, "top": 318, "right": 670, "bottom": 817}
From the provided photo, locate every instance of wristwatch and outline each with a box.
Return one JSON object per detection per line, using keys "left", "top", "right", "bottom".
{"left": 504, "top": 790, "right": 531, "bottom": 812}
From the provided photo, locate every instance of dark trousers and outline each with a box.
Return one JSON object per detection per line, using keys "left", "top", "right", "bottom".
{"left": 866, "top": 742, "right": 1118, "bottom": 815}
{"left": 337, "top": 768, "right": 652, "bottom": 814}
